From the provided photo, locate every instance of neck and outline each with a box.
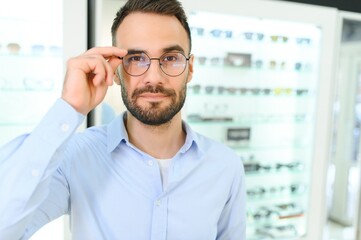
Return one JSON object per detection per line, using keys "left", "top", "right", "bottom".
{"left": 125, "top": 112, "right": 186, "bottom": 159}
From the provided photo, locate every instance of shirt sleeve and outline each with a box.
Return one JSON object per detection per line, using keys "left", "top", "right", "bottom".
{"left": 0, "top": 98, "right": 85, "bottom": 240}
{"left": 216, "top": 160, "right": 247, "bottom": 240}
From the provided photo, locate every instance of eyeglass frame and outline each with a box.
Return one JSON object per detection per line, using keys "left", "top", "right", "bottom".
{"left": 118, "top": 50, "right": 191, "bottom": 77}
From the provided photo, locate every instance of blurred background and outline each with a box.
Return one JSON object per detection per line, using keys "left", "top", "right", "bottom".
{"left": 1, "top": 0, "right": 361, "bottom": 239}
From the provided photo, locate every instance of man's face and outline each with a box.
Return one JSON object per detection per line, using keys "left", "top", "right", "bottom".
{"left": 115, "top": 12, "right": 194, "bottom": 125}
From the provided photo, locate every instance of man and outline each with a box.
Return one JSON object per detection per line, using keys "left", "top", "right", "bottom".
{"left": 0, "top": 0, "right": 246, "bottom": 239}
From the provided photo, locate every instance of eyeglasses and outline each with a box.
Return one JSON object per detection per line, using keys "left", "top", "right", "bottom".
{"left": 119, "top": 51, "right": 190, "bottom": 77}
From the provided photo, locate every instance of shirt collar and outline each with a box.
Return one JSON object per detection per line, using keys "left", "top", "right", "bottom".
{"left": 106, "top": 111, "right": 201, "bottom": 154}
{"left": 179, "top": 121, "right": 201, "bottom": 154}
{"left": 107, "top": 112, "right": 129, "bottom": 153}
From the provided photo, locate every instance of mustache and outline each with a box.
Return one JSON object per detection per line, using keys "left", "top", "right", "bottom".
{"left": 132, "top": 85, "right": 175, "bottom": 98}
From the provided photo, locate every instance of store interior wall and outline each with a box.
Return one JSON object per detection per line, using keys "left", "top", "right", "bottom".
{"left": 328, "top": 14, "right": 361, "bottom": 240}
{"left": 99, "top": 1, "right": 337, "bottom": 240}
{"left": 27, "top": 0, "right": 361, "bottom": 239}
{"left": 102, "top": 0, "right": 334, "bottom": 234}
{"left": 96, "top": 1, "right": 361, "bottom": 239}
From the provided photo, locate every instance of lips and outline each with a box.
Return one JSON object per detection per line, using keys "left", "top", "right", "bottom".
{"left": 132, "top": 85, "right": 174, "bottom": 99}
{"left": 138, "top": 92, "right": 168, "bottom": 101}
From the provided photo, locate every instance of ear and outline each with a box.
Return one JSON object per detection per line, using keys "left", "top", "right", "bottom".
{"left": 114, "top": 75, "right": 121, "bottom": 85}
{"left": 186, "top": 54, "right": 194, "bottom": 83}
{"left": 114, "top": 68, "right": 121, "bottom": 85}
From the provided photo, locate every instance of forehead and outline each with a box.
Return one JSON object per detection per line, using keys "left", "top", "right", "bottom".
{"left": 115, "top": 12, "right": 190, "bottom": 54}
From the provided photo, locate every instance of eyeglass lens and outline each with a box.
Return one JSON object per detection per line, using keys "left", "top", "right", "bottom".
{"left": 122, "top": 52, "right": 188, "bottom": 77}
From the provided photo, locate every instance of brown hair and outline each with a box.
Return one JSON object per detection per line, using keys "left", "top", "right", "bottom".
{"left": 111, "top": 0, "right": 192, "bottom": 53}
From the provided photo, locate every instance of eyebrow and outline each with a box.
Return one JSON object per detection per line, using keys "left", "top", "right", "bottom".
{"left": 163, "top": 45, "right": 185, "bottom": 53}
{"left": 126, "top": 49, "right": 145, "bottom": 55}
{"left": 126, "top": 45, "right": 186, "bottom": 55}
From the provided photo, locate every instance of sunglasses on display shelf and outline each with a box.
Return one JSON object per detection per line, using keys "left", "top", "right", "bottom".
{"left": 253, "top": 59, "right": 263, "bottom": 69}
{"left": 295, "top": 89, "right": 310, "bottom": 96}
{"left": 247, "top": 183, "right": 307, "bottom": 198}
{"left": 186, "top": 113, "right": 233, "bottom": 123}
{"left": 270, "top": 35, "right": 289, "bottom": 43}
{"left": 252, "top": 202, "right": 304, "bottom": 222}
{"left": 190, "top": 27, "right": 205, "bottom": 36}
{"left": 243, "top": 32, "right": 265, "bottom": 41}
{"left": 204, "top": 85, "right": 215, "bottom": 94}
{"left": 226, "top": 127, "right": 251, "bottom": 142}
{"left": 273, "top": 87, "right": 293, "bottom": 96}
{"left": 225, "top": 87, "right": 238, "bottom": 95}
{"left": 276, "top": 161, "right": 305, "bottom": 171}
{"left": 240, "top": 154, "right": 256, "bottom": 162}
{"left": 251, "top": 207, "right": 279, "bottom": 221}
{"left": 190, "top": 27, "right": 233, "bottom": 39}
{"left": 6, "top": 42, "right": 21, "bottom": 55}
{"left": 224, "top": 53, "right": 252, "bottom": 67}
{"left": 275, "top": 203, "right": 305, "bottom": 219}
{"left": 295, "top": 62, "right": 312, "bottom": 71}
{"left": 297, "top": 62, "right": 313, "bottom": 71}
{"left": 247, "top": 186, "right": 267, "bottom": 197}
{"left": 188, "top": 85, "right": 311, "bottom": 97}
{"left": 190, "top": 25, "right": 314, "bottom": 49}
{"left": 296, "top": 37, "right": 311, "bottom": 45}
{"left": 195, "top": 54, "right": 312, "bottom": 72}
{"left": 254, "top": 113, "right": 311, "bottom": 123}
{"left": 256, "top": 224, "right": 298, "bottom": 238}
{"left": 244, "top": 161, "right": 304, "bottom": 174}
{"left": 195, "top": 56, "right": 222, "bottom": 66}
{"left": 210, "top": 29, "right": 233, "bottom": 38}
{"left": 269, "top": 60, "right": 286, "bottom": 69}
{"left": 243, "top": 163, "right": 272, "bottom": 173}
{"left": 188, "top": 84, "right": 201, "bottom": 94}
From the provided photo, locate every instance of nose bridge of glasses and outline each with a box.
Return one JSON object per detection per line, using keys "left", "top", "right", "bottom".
{"left": 144, "top": 57, "right": 166, "bottom": 77}
{"left": 149, "top": 57, "right": 162, "bottom": 65}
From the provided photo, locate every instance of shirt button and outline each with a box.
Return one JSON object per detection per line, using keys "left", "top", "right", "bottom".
{"left": 31, "top": 169, "right": 40, "bottom": 177}
{"left": 155, "top": 200, "right": 161, "bottom": 206}
{"left": 60, "top": 123, "right": 69, "bottom": 132}
{"left": 147, "top": 160, "right": 154, "bottom": 166}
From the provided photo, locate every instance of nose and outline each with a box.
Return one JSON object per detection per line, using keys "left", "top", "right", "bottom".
{"left": 143, "top": 59, "right": 165, "bottom": 85}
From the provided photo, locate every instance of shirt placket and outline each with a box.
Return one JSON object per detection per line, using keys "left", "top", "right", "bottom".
{"left": 150, "top": 196, "right": 168, "bottom": 240}
{"left": 143, "top": 157, "right": 168, "bottom": 240}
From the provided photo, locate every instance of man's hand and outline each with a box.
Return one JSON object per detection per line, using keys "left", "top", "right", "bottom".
{"left": 61, "top": 47, "right": 127, "bottom": 115}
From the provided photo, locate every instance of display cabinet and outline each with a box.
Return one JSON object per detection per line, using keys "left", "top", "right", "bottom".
{"left": 181, "top": 2, "right": 338, "bottom": 238}
{"left": 93, "top": 0, "right": 339, "bottom": 239}
{"left": 0, "top": 1, "right": 64, "bottom": 145}
{"left": 328, "top": 11, "right": 361, "bottom": 240}
{"left": 0, "top": 0, "right": 87, "bottom": 239}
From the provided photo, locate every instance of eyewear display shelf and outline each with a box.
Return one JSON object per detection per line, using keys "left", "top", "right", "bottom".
{"left": 0, "top": 14, "right": 63, "bottom": 145}
{"left": 184, "top": 11, "right": 321, "bottom": 240}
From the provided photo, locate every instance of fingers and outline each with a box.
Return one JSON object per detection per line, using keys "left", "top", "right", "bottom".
{"left": 62, "top": 46, "right": 127, "bottom": 115}
{"left": 84, "top": 46, "right": 127, "bottom": 61}
{"left": 82, "top": 47, "right": 127, "bottom": 85}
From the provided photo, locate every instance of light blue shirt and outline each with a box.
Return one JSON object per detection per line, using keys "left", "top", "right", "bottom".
{"left": 0, "top": 99, "right": 246, "bottom": 240}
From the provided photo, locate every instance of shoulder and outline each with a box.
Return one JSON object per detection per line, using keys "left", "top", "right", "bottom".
{"left": 193, "top": 131, "right": 242, "bottom": 169}
{"left": 65, "top": 124, "right": 108, "bottom": 153}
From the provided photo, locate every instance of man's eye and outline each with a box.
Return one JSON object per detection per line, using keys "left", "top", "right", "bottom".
{"left": 129, "top": 56, "right": 141, "bottom": 62}
{"left": 128, "top": 55, "right": 145, "bottom": 62}
{"left": 163, "top": 55, "right": 178, "bottom": 62}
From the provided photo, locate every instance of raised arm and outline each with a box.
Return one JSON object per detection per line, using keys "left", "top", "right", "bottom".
{"left": 0, "top": 47, "right": 126, "bottom": 239}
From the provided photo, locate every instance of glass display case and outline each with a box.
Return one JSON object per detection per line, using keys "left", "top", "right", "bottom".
{"left": 0, "top": 0, "right": 86, "bottom": 239}
{"left": 93, "top": 0, "right": 339, "bottom": 239}
{"left": 184, "top": 10, "right": 322, "bottom": 239}
{"left": 328, "top": 12, "right": 361, "bottom": 240}
{"left": 0, "top": 0, "right": 63, "bottom": 145}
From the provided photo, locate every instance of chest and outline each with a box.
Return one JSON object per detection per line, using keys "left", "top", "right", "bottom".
{"left": 68, "top": 150, "right": 231, "bottom": 239}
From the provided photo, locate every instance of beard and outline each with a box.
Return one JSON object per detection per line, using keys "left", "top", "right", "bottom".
{"left": 120, "top": 81, "right": 187, "bottom": 126}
